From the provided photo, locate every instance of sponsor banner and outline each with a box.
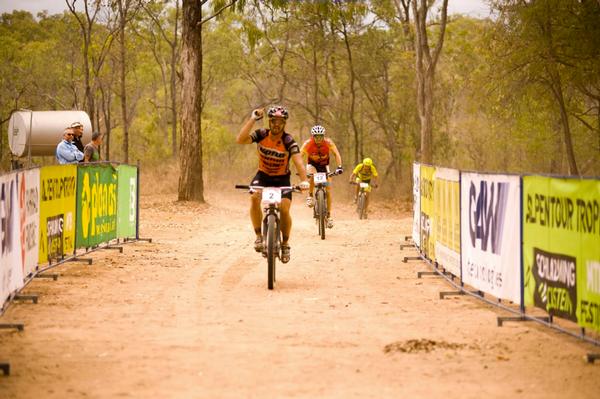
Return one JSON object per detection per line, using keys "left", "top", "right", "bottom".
{"left": 117, "top": 165, "right": 137, "bottom": 238}
{"left": 434, "top": 167, "right": 460, "bottom": 276}
{"left": 461, "top": 173, "right": 521, "bottom": 303}
{"left": 523, "top": 176, "right": 600, "bottom": 332}
{"left": 38, "top": 165, "right": 77, "bottom": 264}
{"left": 1, "top": 172, "right": 23, "bottom": 306}
{"left": 412, "top": 163, "right": 421, "bottom": 248}
{"left": 420, "top": 165, "right": 436, "bottom": 261}
{"left": 18, "top": 168, "right": 40, "bottom": 278}
{"left": 76, "top": 164, "right": 117, "bottom": 248}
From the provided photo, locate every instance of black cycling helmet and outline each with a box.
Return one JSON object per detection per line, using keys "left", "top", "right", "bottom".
{"left": 267, "top": 105, "right": 289, "bottom": 120}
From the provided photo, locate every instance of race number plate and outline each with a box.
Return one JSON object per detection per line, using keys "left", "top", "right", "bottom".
{"left": 314, "top": 172, "right": 327, "bottom": 184}
{"left": 262, "top": 187, "right": 282, "bottom": 205}
{"left": 359, "top": 182, "right": 369, "bottom": 189}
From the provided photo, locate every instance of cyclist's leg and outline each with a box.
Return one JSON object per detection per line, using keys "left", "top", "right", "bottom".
{"left": 280, "top": 198, "right": 292, "bottom": 244}
{"left": 364, "top": 179, "right": 372, "bottom": 214}
{"left": 306, "top": 164, "right": 316, "bottom": 207}
{"left": 280, "top": 198, "right": 292, "bottom": 262}
{"left": 250, "top": 191, "right": 262, "bottom": 233}
{"left": 326, "top": 184, "right": 332, "bottom": 215}
{"left": 250, "top": 172, "right": 265, "bottom": 251}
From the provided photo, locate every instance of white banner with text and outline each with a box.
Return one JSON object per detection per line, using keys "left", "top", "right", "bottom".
{"left": 460, "top": 173, "right": 522, "bottom": 304}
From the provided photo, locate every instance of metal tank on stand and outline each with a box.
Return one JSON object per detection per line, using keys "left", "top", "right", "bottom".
{"left": 7, "top": 110, "right": 92, "bottom": 168}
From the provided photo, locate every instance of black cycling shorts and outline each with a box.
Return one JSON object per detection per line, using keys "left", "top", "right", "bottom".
{"left": 251, "top": 171, "right": 293, "bottom": 200}
{"left": 308, "top": 162, "right": 329, "bottom": 174}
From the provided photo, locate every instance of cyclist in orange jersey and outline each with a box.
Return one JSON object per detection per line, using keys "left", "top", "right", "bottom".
{"left": 300, "top": 125, "right": 343, "bottom": 228}
{"left": 236, "top": 105, "right": 309, "bottom": 263}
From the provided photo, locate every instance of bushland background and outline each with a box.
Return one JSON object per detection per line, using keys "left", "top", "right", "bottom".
{"left": 0, "top": 0, "right": 598, "bottom": 199}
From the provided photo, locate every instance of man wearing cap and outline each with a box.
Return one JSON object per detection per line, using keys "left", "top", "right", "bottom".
{"left": 56, "top": 127, "right": 84, "bottom": 164}
{"left": 83, "top": 131, "right": 103, "bottom": 162}
{"left": 70, "top": 121, "right": 85, "bottom": 153}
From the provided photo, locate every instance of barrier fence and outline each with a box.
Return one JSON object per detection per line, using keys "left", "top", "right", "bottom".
{"left": 1, "top": 162, "right": 141, "bottom": 314}
{"left": 410, "top": 162, "right": 600, "bottom": 345}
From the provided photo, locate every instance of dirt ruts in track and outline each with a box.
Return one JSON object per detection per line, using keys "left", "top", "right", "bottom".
{"left": 1, "top": 192, "right": 599, "bottom": 399}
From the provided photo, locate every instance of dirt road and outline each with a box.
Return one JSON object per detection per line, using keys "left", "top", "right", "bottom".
{"left": 1, "top": 190, "right": 599, "bottom": 398}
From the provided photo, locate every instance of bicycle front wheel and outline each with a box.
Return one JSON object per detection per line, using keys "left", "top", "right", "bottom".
{"left": 266, "top": 213, "right": 277, "bottom": 289}
{"left": 358, "top": 192, "right": 366, "bottom": 220}
{"left": 316, "top": 189, "right": 326, "bottom": 240}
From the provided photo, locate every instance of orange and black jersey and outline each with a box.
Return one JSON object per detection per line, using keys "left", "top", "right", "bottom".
{"left": 250, "top": 128, "right": 300, "bottom": 176}
{"left": 300, "top": 137, "right": 338, "bottom": 167}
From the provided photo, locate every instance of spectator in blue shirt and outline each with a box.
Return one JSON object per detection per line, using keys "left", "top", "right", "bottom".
{"left": 56, "top": 128, "right": 84, "bottom": 164}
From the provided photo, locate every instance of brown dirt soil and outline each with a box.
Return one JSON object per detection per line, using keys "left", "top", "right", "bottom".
{"left": 1, "top": 190, "right": 599, "bottom": 398}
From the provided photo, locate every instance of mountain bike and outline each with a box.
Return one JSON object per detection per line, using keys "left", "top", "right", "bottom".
{"left": 352, "top": 181, "right": 371, "bottom": 220}
{"left": 236, "top": 184, "right": 299, "bottom": 290}
{"left": 307, "top": 171, "right": 339, "bottom": 240}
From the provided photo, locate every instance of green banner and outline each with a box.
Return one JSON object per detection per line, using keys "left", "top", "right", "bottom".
{"left": 117, "top": 165, "right": 137, "bottom": 238}
{"left": 420, "top": 165, "right": 436, "bottom": 262}
{"left": 523, "top": 176, "right": 600, "bottom": 332}
{"left": 76, "top": 164, "right": 118, "bottom": 248}
{"left": 38, "top": 165, "right": 77, "bottom": 263}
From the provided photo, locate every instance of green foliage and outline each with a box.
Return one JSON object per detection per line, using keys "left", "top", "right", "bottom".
{"left": 1, "top": 0, "right": 598, "bottom": 181}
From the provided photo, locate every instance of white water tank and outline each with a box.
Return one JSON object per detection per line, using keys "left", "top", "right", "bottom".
{"left": 8, "top": 110, "right": 92, "bottom": 157}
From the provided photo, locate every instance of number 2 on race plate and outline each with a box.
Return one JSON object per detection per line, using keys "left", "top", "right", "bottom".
{"left": 262, "top": 187, "right": 282, "bottom": 205}
{"left": 314, "top": 173, "right": 327, "bottom": 184}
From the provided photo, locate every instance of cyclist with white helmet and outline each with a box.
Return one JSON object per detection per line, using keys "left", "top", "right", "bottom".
{"left": 349, "top": 158, "right": 379, "bottom": 217}
{"left": 300, "top": 125, "right": 343, "bottom": 228}
{"left": 236, "top": 105, "right": 309, "bottom": 263}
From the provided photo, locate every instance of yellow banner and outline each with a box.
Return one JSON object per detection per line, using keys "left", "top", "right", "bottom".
{"left": 420, "top": 165, "right": 436, "bottom": 261}
{"left": 434, "top": 167, "right": 460, "bottom": 275}
{"left": 38, "top": 165, "right": 77, "bottom": 264}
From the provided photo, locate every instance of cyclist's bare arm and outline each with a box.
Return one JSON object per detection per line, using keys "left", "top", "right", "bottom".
{"left": 291, "top": 152, "right": 308, "bottom": 182}
{"left": 299, "top": 141, "right": 309, "bottom": 165}
{"left": 330, "top": 141, "right": 342, "bottom": 167}
{"left": 236, "top": 108, "right": 264, "bottom": 144}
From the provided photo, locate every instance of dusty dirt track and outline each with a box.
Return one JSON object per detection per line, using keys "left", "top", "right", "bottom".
{"left": 1, "top": 190, "right": 599, "bottom": 398}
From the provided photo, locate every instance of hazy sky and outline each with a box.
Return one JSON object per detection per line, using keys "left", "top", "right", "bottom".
{"left": 1, "top": 0, "right": 492, "bottom": 18}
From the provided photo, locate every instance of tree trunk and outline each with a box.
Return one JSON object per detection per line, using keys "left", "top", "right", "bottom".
{"left": 420, "top": 70, "right": 435, "bottom": 164}
{"left": 548, "top": 68, "right": 579, "bottom": 175}
{"left": 178, "top": 0, "right": 204, "bottom": 202}
{"left": 412, "top": 0, "right": 448, "bottom": 165}
{"left": 340, "top": 21, "right": 360, "bottom": 166}
{"left": 117, "top": 0, "right": 129, "bottom": 163}
{"left": 83, "top": 33, "right": 95, "bottom": 129}
{"left": 171, "top": 0, "right": 180, "bottom": 158}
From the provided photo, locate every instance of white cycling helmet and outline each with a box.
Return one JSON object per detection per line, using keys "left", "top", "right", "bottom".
{"left": 310, "top": 125, "right": 326, "bottom": 136}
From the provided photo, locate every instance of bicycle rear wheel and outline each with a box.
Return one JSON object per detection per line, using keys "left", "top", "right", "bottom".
{"left": 266, "top": 214, "right": 277, "bottom": 289}
{"left": 316, "top": 189, "right": 326, "bottom": 240}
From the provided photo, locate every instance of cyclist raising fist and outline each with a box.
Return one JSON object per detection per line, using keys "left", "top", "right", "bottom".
{"left": 236, "top": 105, "right": 309, "bottom": 263}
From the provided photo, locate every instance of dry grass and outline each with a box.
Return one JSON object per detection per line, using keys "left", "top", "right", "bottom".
{"left": 139, "top": 159, "right": 180, "bottom": 195}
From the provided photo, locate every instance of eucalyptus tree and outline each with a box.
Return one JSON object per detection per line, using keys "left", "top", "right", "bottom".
{"left": 66, "top": 0, "right": 117, "bottom": 131}
{"left": 142, "top": 0, "right": 181, "bottom": 158}
{"left": 412, "top": 0, "right": 448, "bottom": 164}
{"left": 490, "top": 0, "right": 600, "bottom": 175}
{"left": 178, "top": 0, "right": 239, "bottom": 201}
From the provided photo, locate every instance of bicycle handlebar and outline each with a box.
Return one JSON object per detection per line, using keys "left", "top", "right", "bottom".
{"left": 235, "top": 184, "right": 301, "bottom": 193}
{"left": 307, "top": 171, "right": 340, "bottom": 178}
{"left": 349, "top": 181, "right": 378, "bottom": 188}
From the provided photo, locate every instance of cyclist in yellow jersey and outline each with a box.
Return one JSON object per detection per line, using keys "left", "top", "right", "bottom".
{"left": 349, "top": 158, "right": 379, "bottom": 216}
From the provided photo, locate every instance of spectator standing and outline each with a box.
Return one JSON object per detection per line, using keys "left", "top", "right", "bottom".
{"left": 83, "top": 131, "right": 103, "bottom": 162}
{"left": 56, "top": 127, "right": 84, "bottom": 164}
{"left": 70, "top": 121, "right": 85, "bottom": 153}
